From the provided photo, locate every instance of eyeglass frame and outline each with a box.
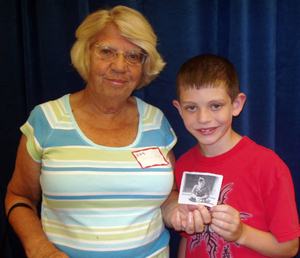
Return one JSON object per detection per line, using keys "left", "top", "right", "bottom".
{"left": 90, "top": 43, "right": 148, "bottom": 65}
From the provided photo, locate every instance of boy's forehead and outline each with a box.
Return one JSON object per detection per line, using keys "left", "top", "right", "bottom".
{"left": 180, "top": 81, "right": 227, "bottom": 91}
{"left": 179, "top": 86, "right": 232, "bottom": 102}
{"left": 180, "top": 85, "right": 228, "bottom": 95}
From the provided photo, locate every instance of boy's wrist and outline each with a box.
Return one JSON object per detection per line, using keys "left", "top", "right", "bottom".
{"left": 235, "top": 222, "right": 247, "bottom": 246}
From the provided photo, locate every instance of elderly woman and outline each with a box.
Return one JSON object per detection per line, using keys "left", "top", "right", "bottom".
{"left": 5, "top": 5, "right": 210, "bottom": 258}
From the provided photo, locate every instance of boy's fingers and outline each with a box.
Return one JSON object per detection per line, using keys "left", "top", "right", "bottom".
{"left": 185, "top": 210, "right": 208, "bottom": 234}
{"left": 211, "top": 204, "right": 233, "bottom": 213}
{"left": 184, "top": 212, "right": 196, "bottom": 234}
{"left": 198, "top": 204, "right": 211, "bottom": 224}
{"left": 171, "top": 211, "right": 183, "bottom": 231}
{"left": 193, "top": 209, "right": 205, "bottom": 233}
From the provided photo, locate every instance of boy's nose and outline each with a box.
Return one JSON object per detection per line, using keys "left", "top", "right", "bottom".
{"left": 197, "top": 109, "right": 211, "bottom": 123}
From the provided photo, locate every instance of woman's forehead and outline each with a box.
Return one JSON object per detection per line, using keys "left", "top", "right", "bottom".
{"left": 93, "top": 23, "right": 141, "bottom": 51}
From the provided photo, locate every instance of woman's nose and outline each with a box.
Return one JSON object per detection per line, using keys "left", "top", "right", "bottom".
{"left": 111, "top": 53, "right": 128, "bottom": 72}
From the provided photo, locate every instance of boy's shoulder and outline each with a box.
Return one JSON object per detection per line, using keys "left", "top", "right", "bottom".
{"left": 176, "top": 137, "right": 287, "bottom": 169}
{"left": 244, "top": 137, "right": 288, "bottom": 169}
{"left": 176, "top": 144, "right": 198, "bottom": 164}
{"left": 244, "top": 137, "right": 283, "bottom": 157}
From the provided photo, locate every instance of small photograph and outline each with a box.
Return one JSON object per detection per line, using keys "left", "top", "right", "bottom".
{"left": 178, "top": 172, "right": 223, "bottom": 207}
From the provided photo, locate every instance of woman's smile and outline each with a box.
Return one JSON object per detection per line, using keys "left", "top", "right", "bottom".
{"left": 105, "top": 77, "right": 128, "bottom": 85}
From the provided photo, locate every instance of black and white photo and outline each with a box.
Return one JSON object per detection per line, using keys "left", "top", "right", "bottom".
{"left": 178, "top": 172, "right": 223, "bottom": 207}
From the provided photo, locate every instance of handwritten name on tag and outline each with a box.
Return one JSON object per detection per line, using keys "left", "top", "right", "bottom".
{"left": 132, "top": 147, "right": 169, "bottom": 169}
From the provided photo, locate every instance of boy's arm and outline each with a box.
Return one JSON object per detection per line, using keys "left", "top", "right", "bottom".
{"left": 211, "top": 204, "right": 299, "bottom": 258}
{"left": 161, "top": 151, "right": 211, "bottom": 234}
{"left": 161, "top": 182, "right": 211, "bottom": 234}
{"left": 238, "top": 223, "right": 299, "bottom": 258}
{"left": 178, "top": 237, "right": 187, "bottom": 258}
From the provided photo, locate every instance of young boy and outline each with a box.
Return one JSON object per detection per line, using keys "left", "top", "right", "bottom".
{"left": 189, "top": 177, "right": 210, "bottom": 203}
{"left": 173, "top": 54, "right": 300, "bottom": 258}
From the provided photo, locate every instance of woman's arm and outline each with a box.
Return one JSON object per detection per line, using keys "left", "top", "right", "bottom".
{"left": 5, "top": 135, "right": 69, "bottom": 258}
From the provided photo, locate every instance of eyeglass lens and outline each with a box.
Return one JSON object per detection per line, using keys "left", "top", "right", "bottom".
{"left": 94, "top": 44, "right": 146, "bottom": 65}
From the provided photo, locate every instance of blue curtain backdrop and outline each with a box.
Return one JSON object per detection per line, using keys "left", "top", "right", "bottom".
{"left": 1, "top": 0, "right": 300, "bottom": 257}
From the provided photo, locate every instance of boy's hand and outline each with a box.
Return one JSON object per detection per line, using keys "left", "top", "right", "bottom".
{"left": 170, "top": 204, "right": 211, "bottom": 234}
{"left": 210, "top": 204, "right": 244, "bottom": 242}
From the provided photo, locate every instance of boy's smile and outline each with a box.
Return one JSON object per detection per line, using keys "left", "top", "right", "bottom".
{"left": 173, "top": 87, "right": 246, "bottom": 157}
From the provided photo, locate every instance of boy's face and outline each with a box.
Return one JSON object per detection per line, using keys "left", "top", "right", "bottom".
{"left": 198, "top": 179, "right": 205, "bottom": 187}
{"left": 173, "top": 87, "right": 245, "bottom": 156}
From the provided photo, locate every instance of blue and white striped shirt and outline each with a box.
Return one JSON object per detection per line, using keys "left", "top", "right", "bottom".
{"left": 21, "top": 94, "right": 177, "bottom": 258}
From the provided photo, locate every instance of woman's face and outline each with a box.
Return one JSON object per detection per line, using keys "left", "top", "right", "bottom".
{"left": 88, "top": 23, "right": 143, "bottom": 99}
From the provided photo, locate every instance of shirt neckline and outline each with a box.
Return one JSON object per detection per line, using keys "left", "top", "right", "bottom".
{"left": 63, "top": 94, "right": 143, "bottom": 149}
{"left": 192, "top": 136, "right": 250, "bottom": 166}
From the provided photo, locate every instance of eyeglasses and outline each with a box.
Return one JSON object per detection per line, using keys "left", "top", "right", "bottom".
{"left": 91, "top": 44, "right": 148, "bottom": 65}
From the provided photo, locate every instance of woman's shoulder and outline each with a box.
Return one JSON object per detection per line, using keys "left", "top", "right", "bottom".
{"left": 135, "top": 97, "right": 165, "bottom": 125}
{"left": 29, "top": 94, "right": 72, "bottom": 128}
{"left": 39, "top": 94, "right": 70, "bottom": 117}
{"left": 135, "top": 97, "right": 163, "bottom": 114}
{"left": 38, "top": 94, "right": 69, "bottom": 109}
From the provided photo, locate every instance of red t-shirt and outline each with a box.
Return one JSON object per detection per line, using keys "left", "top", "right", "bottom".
{"left": 175, "top": 137, "right": 300, "bottom": 258}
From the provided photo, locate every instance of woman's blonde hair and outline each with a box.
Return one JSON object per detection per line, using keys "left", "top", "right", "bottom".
{"left": 70, "top": 5, "right": 166, "bottom": 89}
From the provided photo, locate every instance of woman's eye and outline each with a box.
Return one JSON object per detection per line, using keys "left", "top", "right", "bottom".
{"left": 127, "top": 53, "right": 139, "bottom": 60}
{"left": 101, "top": 49, "right": 112, "bottom": 55}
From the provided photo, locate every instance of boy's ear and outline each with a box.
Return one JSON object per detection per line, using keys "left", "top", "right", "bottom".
{"left": 173, "top": 100, "right": 183, "bottom": 117}
{"left": 232, "top": 93, "right": 247, "bottom": 117}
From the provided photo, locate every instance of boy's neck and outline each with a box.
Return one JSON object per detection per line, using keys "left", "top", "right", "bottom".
{"left": 198, "top": 131, "right": 242, "bottom": 157}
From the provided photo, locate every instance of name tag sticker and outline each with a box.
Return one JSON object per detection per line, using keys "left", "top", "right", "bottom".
{"left": 132, "top": 147, "right": 169, "bottom": 169}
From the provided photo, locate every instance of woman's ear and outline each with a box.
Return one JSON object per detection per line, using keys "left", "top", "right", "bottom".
{"left": 173, "top": 100, "right": 183, "bottom": 117}
{"left": 232, "top": 93, "right": 247, "bottom": 117}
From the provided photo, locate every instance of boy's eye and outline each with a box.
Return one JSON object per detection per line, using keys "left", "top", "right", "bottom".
{"left": 186, "top": 106, "right": 196, "bottom": 111}
{"left": 211, "top": 104, "right": 221, "bottom": 110}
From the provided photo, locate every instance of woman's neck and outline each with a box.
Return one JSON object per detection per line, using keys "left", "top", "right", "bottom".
{"left": 75, "top": 89, "right": 134, "bottom": 116}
